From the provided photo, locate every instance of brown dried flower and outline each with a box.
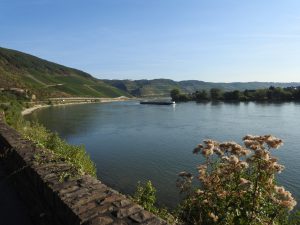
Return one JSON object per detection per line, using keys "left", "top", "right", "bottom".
{"left": 208, "top": 212, "right": 218, "bottom": 222}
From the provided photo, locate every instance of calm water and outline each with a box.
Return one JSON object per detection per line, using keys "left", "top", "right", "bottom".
{"left": 25, "top": 101, "right": 300, "bottom": 209}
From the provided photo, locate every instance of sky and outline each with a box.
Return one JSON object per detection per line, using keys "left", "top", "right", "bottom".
{"left": 1, "top": 0, "right": 300, "bottom": 82}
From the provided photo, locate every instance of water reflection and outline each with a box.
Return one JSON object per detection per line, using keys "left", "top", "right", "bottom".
{"left": 26, "top": 101, "right": 300, "bottom": 209}
{"left": 25, "top": 103, "right": 108, "bottom": 138}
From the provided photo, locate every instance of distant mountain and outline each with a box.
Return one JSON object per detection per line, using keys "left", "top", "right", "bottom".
{"left": 0, "top": 47, "right": 129, "bottom": 98}
{"left": 103, "top": 79, "right": 300, "bottom": 97}
{"left": 103, "top": 79, "right": 180, "bottom": 97}
{"left": 1, "top": 47, "right": 299, "bottom": 99}
{"left": 178, "top": 80, "right": 300, "bottom": 92}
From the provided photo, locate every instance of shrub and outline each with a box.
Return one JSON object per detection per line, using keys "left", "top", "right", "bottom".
{"left": 19, "top": 122, "right": 96, "bottom": 177}
{"left": 177, "top": 135, "right": 297, "bottom": 225}
{"left": 133, "top": 181, "right": 176, "bottom": 224}
{"left": 0, "top": 95, "right": 96, "bottom": 177}
{"left": 3, "top": 101, "right": 24, "bottom": 128}
{"left": 134, "top": 181, "right": 157, "bottom": 211}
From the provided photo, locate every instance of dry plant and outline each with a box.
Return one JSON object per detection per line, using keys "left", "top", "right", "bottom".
{"left": 177, "top": 135, "right": 297, "bottom": 225}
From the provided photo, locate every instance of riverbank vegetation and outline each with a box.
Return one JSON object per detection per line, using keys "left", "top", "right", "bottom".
{"left": 133, "top": 181, "right": 176, "bottom": 224}
{"left": 134, "top": 135, "right": 299, "bottom": 224}
{"left": 2, "top": 92, "right": 299, "bottom": 224}
{"left": 0, "top": 92, "right": 96, "bottom": 177}
{"left": 171, "top": 86, "right": 300, "bottom": 102}
{"left": 177, "top": 135, "right": 298, "bottom": 224}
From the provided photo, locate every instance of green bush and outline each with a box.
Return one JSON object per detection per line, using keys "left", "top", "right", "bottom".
{"left": 3, "top": 101, "right": 24, "bottom": 128}
{"left": 0, "top": 95, "right": 96, "bottom": 177}
{"left": 133, "top": 181, "right": 176, "bottom": 224}
{"left": 19, "top": 122, "right": 96, "bottom": 177}
{"left": 134, "top": 181, "right": 157, "bottom": 211}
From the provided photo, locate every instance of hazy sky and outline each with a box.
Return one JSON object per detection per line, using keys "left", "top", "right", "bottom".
{"left": 1, "top": 0, "right": 300, "bottom": 82}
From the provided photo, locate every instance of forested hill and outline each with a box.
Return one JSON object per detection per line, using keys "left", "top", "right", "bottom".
{"left": 103, "top": 79, "right": 300, "bottom": 97}
{"left": 1, "top": 47, "right": 299, "bottom": 99}
{"left": 0, "top": 47, "right": 129, "bottom": 99}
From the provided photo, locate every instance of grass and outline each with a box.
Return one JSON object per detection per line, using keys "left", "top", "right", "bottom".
{"left": 0, "top": 46, "right": 130, "bottom": 99}
{"left": 0, "top": 92, "right": 97, "bottom": 177}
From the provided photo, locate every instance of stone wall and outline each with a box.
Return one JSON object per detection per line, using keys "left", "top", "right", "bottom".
{"left": 0, "top": 117, "right": 167, "bottom": 225}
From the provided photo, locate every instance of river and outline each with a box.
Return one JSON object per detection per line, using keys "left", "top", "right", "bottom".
{"left": 25, "top": 101, "right": 300, "bottom": 209}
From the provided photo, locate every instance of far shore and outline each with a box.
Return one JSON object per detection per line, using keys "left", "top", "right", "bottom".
{"left": 21, "top": 96, "right": 131, "bottom": 116}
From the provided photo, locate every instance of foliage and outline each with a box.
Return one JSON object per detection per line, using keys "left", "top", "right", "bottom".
{"left": 193, "top": 90, "right": 209, "bottom": 101}
{"left": 0, "top": 95, "right": 96, "bottom": 177}
{"left": 134, "top": 181, "right": 157, "bottom": 211}
{"left": 170, "top": 89, "right": 180, "bottom": 101}
{"left": 133, "top": 181, "right": 176, "bottom": 224}
{"left": 170, "top": 86, "right": 300, "bottom": 102}
{"left": 105, "top": 78, "right": 300, "bottom": 98}
{"left": 0, "top": 47, "right": 129, "bottom": 98}
{"left": 2, "top": 46, "right": 300, "bottom": 98}
{"left": 105, "top": 79, "right": 181, "bottom": 97}
{"left": 176, "top": 135, "right": 298, "bottom": 225}
{"left": 170, "top": 88, "right": 191, "bottom": 102}
{"left": 210, "top": 88, "right": 223, "bottom": 101}
{"left": 19, "top": 122, "right": 96, "bottom": 177}
{"left": 0, "top": 93, "right": 24, "bottom": 129}
{"left": 288, "top": 211, "right": 300, "bottom": 225}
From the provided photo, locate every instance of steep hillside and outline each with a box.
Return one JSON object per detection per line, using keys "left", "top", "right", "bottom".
{"left": 104, "top": 79, "right": 300, "bottom": 97}
{"left": 2, "top": 47, "right": 298, "bottom": 99}
{"left": 0, "top": 47, "right": 129, "bottom": 99}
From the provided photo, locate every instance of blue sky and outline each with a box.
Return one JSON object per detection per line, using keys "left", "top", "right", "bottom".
{"left": 1, "top": 0, "right": 300, "bottom": 82}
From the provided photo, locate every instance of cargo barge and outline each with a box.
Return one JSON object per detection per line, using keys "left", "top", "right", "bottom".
{"left": 140, "top": 101, "right": 175, "bottom": 105}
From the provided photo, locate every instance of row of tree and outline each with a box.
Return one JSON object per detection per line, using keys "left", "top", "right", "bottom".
{"left": 171, "top": 86, "right": 300, "bottom": 102}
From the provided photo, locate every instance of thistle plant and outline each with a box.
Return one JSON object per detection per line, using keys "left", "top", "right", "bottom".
{"left": 177, "top": 135, "right": 297, "bottom": 225}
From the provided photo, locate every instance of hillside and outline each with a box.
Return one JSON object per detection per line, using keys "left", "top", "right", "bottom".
{"left": 2, "top": 47, "right": 299, "bottom": 99}
{"left": 103, "top": 79, "right": 300, "bottom": 97}
{"left": 103, "top": 79, "right": 181, "bottom": 97}
{"left": 0, "top": 47, "right": 129, "bottom": 99}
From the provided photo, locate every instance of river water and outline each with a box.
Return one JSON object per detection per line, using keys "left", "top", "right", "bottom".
{"left": 25, "top": 101, "right": 300, "bottom": 209}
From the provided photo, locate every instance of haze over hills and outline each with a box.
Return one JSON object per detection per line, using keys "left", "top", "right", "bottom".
{"left": 1, "top": 47, "right": 299, "bottom": 98}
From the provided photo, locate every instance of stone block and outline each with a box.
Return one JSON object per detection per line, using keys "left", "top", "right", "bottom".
{"left": 129, "top": 210, "right": 154, "bottom": 223}
{"left": 0, "top": 120, "right": 167, "bottom": 225}
{"left": 113, "top": 204, "right": 143, "bottom": 219}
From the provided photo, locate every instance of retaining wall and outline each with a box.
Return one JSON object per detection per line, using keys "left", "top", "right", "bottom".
{"left": 0, "top": 116, "right": 167, "bottom": 225}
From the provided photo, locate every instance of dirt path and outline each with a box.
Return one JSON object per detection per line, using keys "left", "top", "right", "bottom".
{"left": 21, "top": 97, "right": 130, "bottom": 116}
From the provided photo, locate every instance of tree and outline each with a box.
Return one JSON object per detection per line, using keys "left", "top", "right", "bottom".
{"left": 170, "top": 89, "right": 190, "bottom": 102}
{"left": 254, "top": 89, "right": 267, "bottom": 101}
{"left": 210, "top": 88, "right": 223, "bottom": 101}
{"left": 223, "top": 90, "right": 242, "bottom": 101}
{"left": 194, "top": 90, "right": 209, "bottom": 101}
{"left": 267, "top": 87, "right": 293, "bottom": 101}
{"left": 294, "top": 89, "right": 300, "bottom": 101}
{"left": 243, "top": 89, "right": 255, "bottom": 101}
{"left": 223, "top": 91, "right": 234, "bottom": 101}
{"left": 232, "top": 90, "right": 243, "bottom": 101}
{"left": 170, "top": 89, "right": 180, "bottom": 101}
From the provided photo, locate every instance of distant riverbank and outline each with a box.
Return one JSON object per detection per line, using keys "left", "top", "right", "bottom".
{"left": 170, "top": 86, "right": 300, "bottom": 103}
{"left": 21, "top": 96, "right": 130, "bottom": 115}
